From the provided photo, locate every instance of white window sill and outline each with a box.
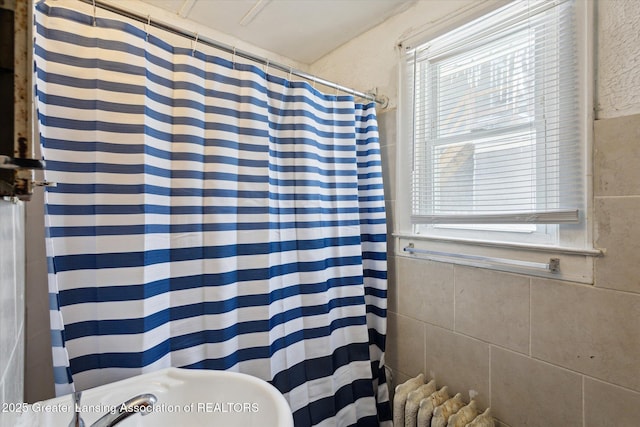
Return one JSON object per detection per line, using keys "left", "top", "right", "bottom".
{"left": 393, "top": 233, "right": 602, "bottom": 284}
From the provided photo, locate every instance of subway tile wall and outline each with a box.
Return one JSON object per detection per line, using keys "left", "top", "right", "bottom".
{"left": 379, "top": 109, "right": 640, "bottom": 427}
{"left": 0, "top": 200, "right": 25, "bottom": 426}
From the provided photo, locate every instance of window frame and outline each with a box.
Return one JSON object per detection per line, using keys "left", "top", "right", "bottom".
{"left": 395, "top": 0, "right": 600, "bottom": 283}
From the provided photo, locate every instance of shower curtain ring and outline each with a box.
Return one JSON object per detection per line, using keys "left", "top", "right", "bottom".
{"left": 145, "top": 14, "right": 151, "bottom": 41}
{"left": 232, "top": 47, "right": 236, "bottom": 69}
{"left": 92, "top": 0, "right": 97, "bottom": 26}
{"left": 288, "top": 67, "right": 293, "bottom": 86}
{"left": 192, "top": 32, "right": 199, "bottom": 56}
{"left": 264, "top": 59, "right": 270, "bottom": 75}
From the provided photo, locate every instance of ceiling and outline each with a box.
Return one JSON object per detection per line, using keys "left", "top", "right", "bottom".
{"left": 139, "top": 0, "right": 416, "bottom": 64}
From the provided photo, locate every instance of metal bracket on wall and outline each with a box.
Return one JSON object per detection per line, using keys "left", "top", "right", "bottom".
{"left": 0, "top": 155, "right": 45, "bottom": 170}
{"left": 366, "top": 88, "right": 389, "bottom": 109}
{"left": 0, "top": 154, "right": 48, "bottom": 201}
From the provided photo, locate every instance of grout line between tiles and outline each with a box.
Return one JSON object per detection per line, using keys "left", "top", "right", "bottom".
{"left": 529, "top": 278, "right": 532, "bottom": 357}
{"left": 582, "top": 375, "right": 586, "bottom": 427}
{"left": 488, "top": 345, "right": 492, "bottom": 408}
{"left": 452, "top": 265, "right": 456, "bottom": 332}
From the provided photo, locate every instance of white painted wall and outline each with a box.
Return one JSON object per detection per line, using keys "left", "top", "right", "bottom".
{"left": 103, "top": 0, "right": 309, "bottom": 73}
{"left": 311, "top": 0, "right": 640, "bottom": 120}
{"left": 310, "top": 0, "right": 507, "bottom": 109}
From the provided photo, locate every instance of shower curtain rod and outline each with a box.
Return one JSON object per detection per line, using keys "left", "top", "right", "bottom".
{"left": 78, "top": 0, "right": 388, "bottom": 106}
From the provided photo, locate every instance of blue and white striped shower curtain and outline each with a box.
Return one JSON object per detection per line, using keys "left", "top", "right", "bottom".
{"left": 34, "top": 2, "right": 390, "bottom": 425}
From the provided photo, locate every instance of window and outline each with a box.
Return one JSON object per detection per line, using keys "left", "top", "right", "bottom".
{"left": 397, "top": 0, "right": 598, "bottom": 282}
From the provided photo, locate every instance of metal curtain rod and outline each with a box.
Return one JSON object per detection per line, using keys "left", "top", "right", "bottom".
{"left": 78, "top": 0, "right": 387, "bottom": 105}
{"left": 403, "top": 244, "right": 560, "bottom": 273}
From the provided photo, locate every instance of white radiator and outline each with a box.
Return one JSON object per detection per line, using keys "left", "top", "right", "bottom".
{"left": 393, "top": 374, "right": 494, "bottom": 427}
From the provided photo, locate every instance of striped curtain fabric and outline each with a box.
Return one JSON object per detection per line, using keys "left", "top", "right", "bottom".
{"left": 34, "top": 2, "right": 390, "bottom": 426}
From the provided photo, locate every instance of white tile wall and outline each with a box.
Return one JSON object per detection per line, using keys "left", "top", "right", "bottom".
{"left": 0, "top": 200, "right": 25, "bottom": 426}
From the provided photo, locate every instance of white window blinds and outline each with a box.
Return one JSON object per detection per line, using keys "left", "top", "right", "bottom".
{"left": 408, "top": 0, "right": 582, "bottom": 225}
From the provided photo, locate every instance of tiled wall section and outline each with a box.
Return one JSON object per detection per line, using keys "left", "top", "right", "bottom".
{"left": 0, "top": 200, "right": 25, "bottom": 426}
{"left": 380, "top": 111, "right": 640, "bottom": 427}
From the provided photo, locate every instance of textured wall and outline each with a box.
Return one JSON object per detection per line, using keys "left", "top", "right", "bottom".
{"left": 597, "top": 0, "right": 640, "bottom": 118}
{"left": 311, "top": 0, "right": 506, "bottom": 109}
{"left": 312, "top": 0, "right": 640, "bottom": 120}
